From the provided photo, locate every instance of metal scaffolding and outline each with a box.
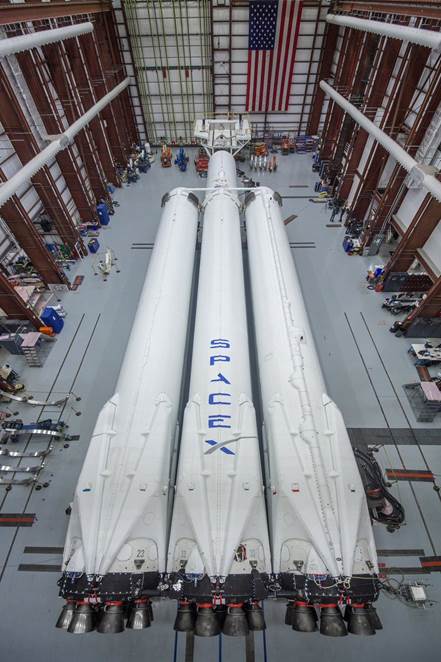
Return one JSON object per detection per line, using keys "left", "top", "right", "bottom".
{"left": 121, "top": 0, "right": 213, "bottom": 144}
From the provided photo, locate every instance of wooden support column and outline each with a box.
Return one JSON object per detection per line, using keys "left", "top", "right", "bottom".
{"left": 362, "top": 47, "right": 441, "bottom": 246}
{"left": 320, "top": 27, "right": 351, "bottom": 160}
{"left": 0, "top": 173, "right": 67, "bottom": 286}
{"left": 78, "top": 26, "right": 127, "bottom": 165}
{"left": 307, "top": 22, "right": 338, "bottom": 136}
{"left": 99, "top": 11, "right": 140, "bottom": 146}
{"left": 351, "top": 44, "right": 431, "bottom": 221}
{"left": 0, "top": 271, "right": 43, "bottom": 329}
{"left": 384, "top": 193, "right": 441, "bottom": 277}
{"left": 361, "top": 163, "right": 408, "bottom": 241}
{"left": 41, "top": 41, "right": 108, "bottom": 201}
{"left": 402, "top": 277, "right": 441, "bottom": 329}
{"left": 329, "top": 32, "right": 380, "bottom": 183}
{"left": 14, "top": 47, "right": 97, "bottom": 225}
{"left": 61, "top": 33, "right": 120, "bottom": 186}
{"left": 338, "top": 36, "right": 403, "bottom": 200}
{"left": 0, "top": 66, "right": 83, "bottom": 257}
{"left": 321, "top": 28, "right": 365, "bottom": 161}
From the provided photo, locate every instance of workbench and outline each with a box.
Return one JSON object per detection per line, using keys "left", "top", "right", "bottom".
{"left": 409, "top": 343, "right": 441, "bottom": 365}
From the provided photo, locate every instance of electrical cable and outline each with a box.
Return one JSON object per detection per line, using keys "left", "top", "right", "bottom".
{"left": 354, "top": 447, "right": 405, "bottom": 528}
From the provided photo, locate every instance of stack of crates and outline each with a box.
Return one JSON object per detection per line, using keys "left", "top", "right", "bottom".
{"left": 403, "top": 382, "right": 441, "bottom": 422}
{"left": 295, "top": 135, "right": 318, "bottom": 153}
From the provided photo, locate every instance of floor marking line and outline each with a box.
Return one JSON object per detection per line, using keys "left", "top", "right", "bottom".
{"left": 360, "top": 312, "right": 435, "bottom": 477}
{"left": 344, "top": 312, "right": 437, "bottom": 556}
{"left": 0, "top": 314, "right": 86, "bottom": 513}
{"left": 0, "top": 314, "right": 100, "bottom": 586}
{"left": 23, "top": 546, "right": 63, "bottom": 554}
{"left": 17, "top": 563, "right": 61, "bottom": 572}
{"left": 386, "top": 469, "right": 434, "bottom": 482}
{"left": 379, "top": 565, "right": 430, "bottom": 575}
{"left": 0, "top": 514, "right": 35, "bottom": 526}
{"left": 377, "top": 548, "right": 426, "bottom": 557}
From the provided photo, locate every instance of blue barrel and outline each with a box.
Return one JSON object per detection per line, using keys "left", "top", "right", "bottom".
{"left": 97, "top": 203, "right": 110, "bottom": 226}
{"left": 88, "top": 238, "right": 100, "bottom": 254}
{"left": 41, "top": 307, "right": 64, "bottom": 334}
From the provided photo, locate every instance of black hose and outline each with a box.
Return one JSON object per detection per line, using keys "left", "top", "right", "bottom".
{"left": 354, "top": 448, "right": 405, "bottom": 528}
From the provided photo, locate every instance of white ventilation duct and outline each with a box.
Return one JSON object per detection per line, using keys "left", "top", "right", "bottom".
{"left": 319, "top": 81, "right": 441, "bottom": 203}
{"left": 0, "top": 22, "right": 93, "bottom": 58}
{"left": 0, "top": 79, "right": 130, "bottom": 210}
{"left": 326, "top": 14, "right": 441, "bottom": 52}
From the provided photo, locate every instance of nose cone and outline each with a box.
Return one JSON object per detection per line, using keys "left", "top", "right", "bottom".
{"left": 292, "top": 602, "right": 318, "bottom": 633}
{"left": 67, "top": 602, "right": 95, "bottom": 634}
{"left": 245, "top": 602, "right": 266, "bottom": 631}
{"left": 347, "top": 605, "right": 376, "bottom": 636}
{"left": 194, "top": 604, "right": 221, "bottom": 637}
{"left": 319, "top": 606, "right": 347, "bottom": 637}
{"left": 55, "top": 600, "right": 75, "bottom": 630}
{"left": 127, "top": 599, "right": 151, "bottom": 630}
{"left": 173, "top": 601, "right": 195, "bottom": 632}
{"left": 97, "top": 602, "right": 125, "bottom": 634}
{"left": 222, "top": 604, "right": 249, "bottom": 637}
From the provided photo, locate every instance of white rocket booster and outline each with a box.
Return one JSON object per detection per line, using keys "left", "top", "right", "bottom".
{"left": 167, "top": 153, "right": 271, "bottom": 593}
{"left": 57, "top": 188, "right": 198, "bottom": 632}
{"left": 244, "top": 187, "right": 378, "bottom": 633}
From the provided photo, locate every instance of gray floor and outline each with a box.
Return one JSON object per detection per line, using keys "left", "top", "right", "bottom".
{"left": 0, "top": 151, "right": 440, "bottom": 660}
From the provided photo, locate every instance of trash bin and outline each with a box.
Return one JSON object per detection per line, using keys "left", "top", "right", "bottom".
{"left": 88, "top": 238, "right": 100, "bottom": 254}
{"left": 41, "top": 307, "right": 64, "bottom": 334}
{"left": 97, "top": 203, "right": 110, "bottom": 226}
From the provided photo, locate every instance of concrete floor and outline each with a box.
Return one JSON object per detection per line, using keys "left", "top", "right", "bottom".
{"left": 0, "top": 151, "right": 440, "bottom": 660}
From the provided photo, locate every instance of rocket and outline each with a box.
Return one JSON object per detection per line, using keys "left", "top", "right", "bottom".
{"left": 56, "top": 152, "right": 381, "bottom": 638}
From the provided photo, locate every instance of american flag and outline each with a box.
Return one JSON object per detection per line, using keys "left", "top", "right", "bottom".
{"left": 246, "top": 0, "right": 303, "bottom": 113}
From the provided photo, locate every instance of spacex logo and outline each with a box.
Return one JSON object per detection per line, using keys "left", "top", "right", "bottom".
{"left": 205, "top": 338, "right": 235, "bottom": 455}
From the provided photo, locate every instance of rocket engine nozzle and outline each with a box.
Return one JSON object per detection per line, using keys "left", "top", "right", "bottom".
{"left": 292, "top": 601, "right": 318, "bottom": 633}
{"left": 245, "top": 601, "right": 266, "bottom": 631}
{"left": 319, "top": 605, "right": 347, "bottom": 637}
{"left": 55, "top": 599, "right": 76, "bottom": 630}
{"left": 67, "top": 601, "right": 96, "bottom": 634}
{"left": 222, "top": 603, "right": 249, "bottom": 637}
{"left": 173, "top": 600, "right": 195, "bottom": 632}
{"left": 97, "top": 601, "right": 125, "bottom": 634}
{"left": 194, "top": 603, "right": 221, "bottom": 637}
{"left": 127, "top": 598, "right": 152, "bottom": 630}
{"left": 346, "top": 604, "right": 376, "bottom": 636}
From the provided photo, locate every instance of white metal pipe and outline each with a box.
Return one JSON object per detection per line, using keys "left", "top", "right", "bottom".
{"left": 326, "top": 13, "right": 441, "bottom": 52}
{"left": 0, "top": 22, "right": 93, "bottom": 58}
{"left": 319, "top": 80, "right": 441, "bottom": 203}
{"left": 0, "top": 78, "right": 129, "bottom": 210}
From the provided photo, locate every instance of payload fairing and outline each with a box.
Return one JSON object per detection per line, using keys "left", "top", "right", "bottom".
{"left": 57, "top": 151, "right": 380, "bottom": 638}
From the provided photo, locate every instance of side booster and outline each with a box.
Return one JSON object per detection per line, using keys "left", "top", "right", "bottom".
{"left": 167, "top": 152, "right": 271, "bottom": 637}
{"left": 245, "top": 188, "right": 380, "bottom": 637}
{"left": 56, "top": 189, "right": 199, "bottom": 633}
